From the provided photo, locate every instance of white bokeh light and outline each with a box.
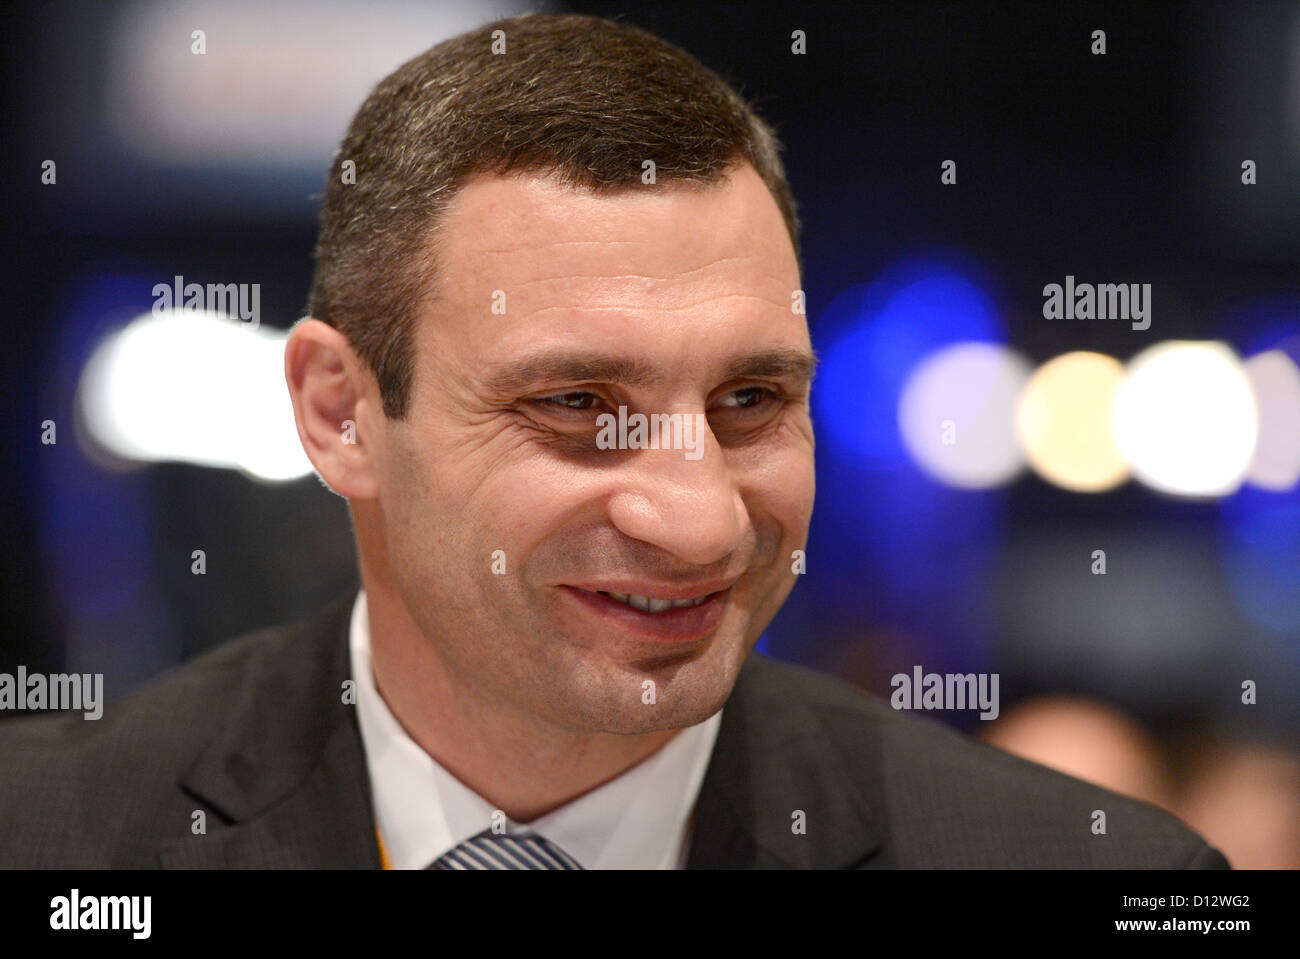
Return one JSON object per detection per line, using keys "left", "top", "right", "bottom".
{"left": 898, "top": 341, "right": 1031, "bottom": 489}
{"left": 78, "top": 310, "right": 313, "bottom": 482}
{"left": 1111, "top": 341, "right": 1258, "bottom": 497}
{"left": 1242, "top": 349, "right": 1300, "bottom": 491}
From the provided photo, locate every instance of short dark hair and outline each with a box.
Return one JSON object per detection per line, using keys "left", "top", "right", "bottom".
{"left": 307, "top": 12, "right": 801, "bottom": 418}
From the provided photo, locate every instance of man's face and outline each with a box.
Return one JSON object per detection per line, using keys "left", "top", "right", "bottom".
{"left": 376, "top": 162, "right": 814, "bottom": 735}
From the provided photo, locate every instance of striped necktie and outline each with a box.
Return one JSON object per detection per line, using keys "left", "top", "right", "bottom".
{"left": 428, "top": 829, "right": 584, "bottom": 870}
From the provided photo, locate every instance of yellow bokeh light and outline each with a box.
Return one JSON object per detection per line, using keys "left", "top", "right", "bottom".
{"left": 1016, "top": 351, "right": 1127, "bottom": 492}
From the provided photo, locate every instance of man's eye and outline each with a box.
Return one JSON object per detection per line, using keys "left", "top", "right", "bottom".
{"left": 539, "top": 392, "right": 601, "bottom": 411}
{"left": 718, "top": 386, "right": 776, "bottom": 409}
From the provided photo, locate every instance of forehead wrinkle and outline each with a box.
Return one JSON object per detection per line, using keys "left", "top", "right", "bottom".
{"left": 498, "top": 255, "right": 770, "bottom": 287}
{"left": 522, "top": 293, "right": 795, "bottom": 318}
{"left": 472, "top": 240, "right": 642, "bottom": 253}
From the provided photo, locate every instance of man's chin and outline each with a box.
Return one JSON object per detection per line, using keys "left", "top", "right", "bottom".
{"left": 579, "top": 643, "right": 747, "bottom": 735}
{"left": 589, "top": 696, "right": 729, "bottom": 736}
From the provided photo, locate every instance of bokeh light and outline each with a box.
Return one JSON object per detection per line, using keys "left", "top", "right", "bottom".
{"left": 1242, "top": 349, "right": 1300, "bottom": 491}
{"left": 814, "top": 261, "right": 1003, "bottom": 465}
{"left": 898, "top": 341, "right": 1031, "bottom": 488}
{"left": 1112, "top": 341, "right": 1258, "bottom": 497}
{"left": 1016, "top": 351, "right": 1128, "bottom": 493}
{"left": 77, "top": 310, "right": 313, "bottom": 482}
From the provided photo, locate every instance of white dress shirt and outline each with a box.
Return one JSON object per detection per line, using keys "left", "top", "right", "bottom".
{"left": 349, "top": 591, "right": 722, "bottom": 870}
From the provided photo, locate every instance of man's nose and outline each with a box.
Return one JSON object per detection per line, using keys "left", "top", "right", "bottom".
{"left": 605, "top": 418, "right": 748, "bottom": 568}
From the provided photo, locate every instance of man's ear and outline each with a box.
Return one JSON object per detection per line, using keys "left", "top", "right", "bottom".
{"left": 284, "top": 318, "right": 382, "bottom": 499}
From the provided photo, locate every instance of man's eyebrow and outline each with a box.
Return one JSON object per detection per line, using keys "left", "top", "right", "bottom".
{"left": 484, "top": 355, "right": 660, "bottom": 395}
{"left": 723, "top": 348, "right": 818, "bottom": 385}
{"left": 483, "top": 347, "right": 818, "bottom": 395}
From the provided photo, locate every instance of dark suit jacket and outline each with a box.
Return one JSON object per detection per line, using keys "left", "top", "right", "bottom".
{"left": 0, "top": 593, "right": 1228, "bottom": 868}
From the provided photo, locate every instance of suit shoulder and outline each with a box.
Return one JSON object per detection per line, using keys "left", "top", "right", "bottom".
{"left": 0, "top": 614, "right": 311, "bottom": 756}
{"left": 740, "top": 653, "right": 1229, "bottom": 868}
{"left": 0, "top": 603, "right": 346, "bottom": 865}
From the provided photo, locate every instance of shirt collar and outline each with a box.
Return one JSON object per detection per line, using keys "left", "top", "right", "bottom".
{"left": 350, "top": 590, "right": 721, "bottom": 869}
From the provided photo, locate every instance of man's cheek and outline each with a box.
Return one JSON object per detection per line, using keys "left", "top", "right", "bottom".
{"left": 787, "top": 447, "right": 817, "bottom": 520}
{"left": 752, "top": 457, "right": 815, "bottom": 526}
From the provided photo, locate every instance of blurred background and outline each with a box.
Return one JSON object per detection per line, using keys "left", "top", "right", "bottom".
{"left": 2, "top": 0, "right": 1297, "bottom": 867}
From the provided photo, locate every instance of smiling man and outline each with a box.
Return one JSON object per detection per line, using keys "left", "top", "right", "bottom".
{"left": 289, "top": 154, "right": 815, "bottom": 856}
{"left": 287, "top": 14, "right": 816, "bottom": 859}
{"left": 0, "top": 12, "right": 1227, "bottom": 870}
{"left": 294, "top": 163, "right": 814, "bottom": 816}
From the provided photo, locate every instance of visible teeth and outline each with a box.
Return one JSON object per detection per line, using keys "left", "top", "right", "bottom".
{"left": 600, "top": 591, "right": 708, "bottom": 612}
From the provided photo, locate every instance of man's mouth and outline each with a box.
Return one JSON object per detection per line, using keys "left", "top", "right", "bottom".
{"left": 558, "top": 581, "right": 735, "bottom": 642}
{"left": 597, "top": 591, "right": 710, "bottom": 612}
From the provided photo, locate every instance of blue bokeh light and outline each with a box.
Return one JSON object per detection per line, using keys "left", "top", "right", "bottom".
{"left": 813, "top": 258, "right": 1005, "bottom": 466}
{"left": 1216, "top": 298, "right": 1300, "bottom": 638}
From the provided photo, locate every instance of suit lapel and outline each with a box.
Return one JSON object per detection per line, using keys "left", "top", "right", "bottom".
{"left": 687, "top": 653, "right": 885, "bottom": 869}
{"left": 156, "top": 593, "right": 381, "bottom": 868}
